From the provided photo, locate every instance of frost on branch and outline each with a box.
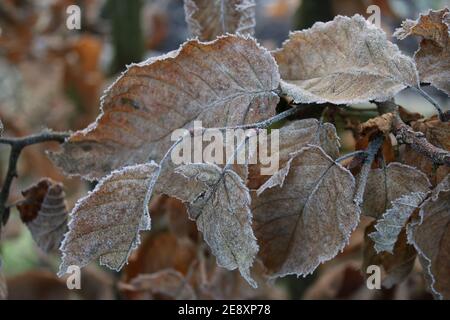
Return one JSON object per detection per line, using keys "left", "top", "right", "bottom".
{"left": 361, "top": 163, "right": 431, "bottom": 218}
{"left": 49, "top": 35, "right": 280, "bottom": 181}
{"left": 395, "top": 8, "right": 450, "bottom": 96}
{"left": 18, "top": 180, "right": 68, "bottom": 253}
{"left": 407, "top": 175, "right": 450, "bottom": 300}
{"left": 175, "top": 163, "right": 258, "bottom": 288}
{"left": 184, "top": 0, "right": 256, "bottom": 41}
{"left": 274, "top": 15, "right": 419, "bottom": 104}
{"left": 58, "top": 162, "right": 160, "bottom": 276}
{"left": 253, "top": 146, "right": 359, "bottom": 278}
{"left": 369, "top": 192, "right": 428, "bottom": 254}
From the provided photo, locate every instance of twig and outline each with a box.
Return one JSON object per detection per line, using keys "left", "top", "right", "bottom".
{"left": 393, "top": 114, "right": 450, "bottom": 167}
{"left": 0, "top": 130, "right": 70, "bottom": 224}
{"left": 353, "top": 135, "right": 384, "bottom": 207}
{"left": 336, "top": 150, "right": 367, "bottom": 163}
{"left": 410, "top": 86, "right": 446, "bottom": 122}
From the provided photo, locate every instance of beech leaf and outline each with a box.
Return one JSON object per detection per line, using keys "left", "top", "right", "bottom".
{"left": 362, "top": 163, "right": 431, "bottom": 218}
{"left": 369, "top": 192, "right": 428, "bottom": 254}
{"left": 58, "top": 162, "right": 160, "bottom": 276}
{"left": 175, "top": 163, "right": 258, "bottom": 288}
{"left": 394, "top": 8, "right": 450, "bottom": 96}
{"left": 253, "top": 146, "right": 359, "bottom": 278}
{"left": 274, "top": 15, "right": 419, "bottom": 104}
{"left": 49, "top": 35, "right": 280, "bottom": 181}
{"left": 184, "top": 0, "right": 256, "bottom": 41}
{"left": 407, "top": 175, "right": 450, "bottom": 299}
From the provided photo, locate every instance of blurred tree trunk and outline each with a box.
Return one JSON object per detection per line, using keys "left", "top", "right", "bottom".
{"left": 107, "top": 0, "right": 144, "bottom": 74}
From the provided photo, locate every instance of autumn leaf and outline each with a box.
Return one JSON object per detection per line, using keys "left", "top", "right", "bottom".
{"left": 363, "top": 223, "right": 417, "bottom": 289}
{"left": 369, "top": 192, "right": 428, "bottom": 254}
{"left": 274, "top": 15, "right": 419, "bottom": 104}
{"left": 25, "top": 182, "right": 68, "bottom": 253}
{"left": 17, "top": 179, "right": 52, "bottom": 223}
{"left": 184, "top": 0, "right": 256, "bottom": 41}
{"left": 120, "top": 269, "right": 196, "bottom": 300}
{"left": 58, "top": 162, "right": 160, "bottom": 276}
{"left": 394, "top": 8, "right": 450, "bottom": 96}
{"left": 361, "top": 163, "right": 431, "bottom": 218}
{"left": 407, "top": 175, "right": 450, "bottom": 299}
{"left": 253, "top": 146, "right": 359, "bottom": 278}
{"left": 49, "top": 35, "right": 280, "bottom": 181}
{"left": 175, "top": 163, "right": 258, "bottom": 288}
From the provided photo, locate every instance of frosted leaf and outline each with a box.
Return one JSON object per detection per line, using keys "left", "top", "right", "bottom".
{"left": 0, "top": 260, "right": 6, "bottom": 300}
{"left": 253, "top": 146, "right": 359, "bottom": 278}
{"left": 120, "top": 269, "right": 196, "bottom": 300}
{"left": 175, "top": 163, "right": 258, "bottom": 288}
{"left": 49, "top": 35, "right": 280, "bottom": 181}
{"left": 58, "top": 162, "right": 160, "bottom": 276}
{"left": 407, "top": 176, "right": 450, "bottom": 299}
{"left": 184, "top": 0, "right": 256, "bottom": 41}
{"left": 369, "top": 192, "right": 428, "bottom": 254}
{"left": 395, "top": 8, "right": 450, "bottom": 96}
{"left": 274, "top": 15, "right": 419, "bottom": 104}
{"left": 362, "top": 163, "right": 431, "bottom": 218}
{"left": 26, "top": 183, "right": 68, "bottom": 253}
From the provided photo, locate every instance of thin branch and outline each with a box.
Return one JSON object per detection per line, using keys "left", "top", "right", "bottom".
{"left": 0, "top": 130, "right": 70, "bottom": 225}
{"left": 410, "top": 86, "right": 447, "bottom": 122}
{"left": 353, "top": 135, "right": 384, "bottom": 207}
{"left": 393, "top": 113, "right": 450, "bottom": 167}
{"left": 336, "top": 150, "right": 367, "bottom": 163}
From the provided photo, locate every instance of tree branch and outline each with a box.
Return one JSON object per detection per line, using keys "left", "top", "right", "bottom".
{"left": 0, "top": 130, "right": 70, "bottom": 225}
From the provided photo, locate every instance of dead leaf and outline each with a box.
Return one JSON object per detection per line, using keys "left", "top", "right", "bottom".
{"left": 175, "top": 163, "right": 258, "bottom": 288}
{"left": 120, "top": 269, "right": 196, "bottom": 300}
{"left": 58, "top": 162, "right": 160, "bottom": 276}
{"left": 274, "top": 15, "right": 419, "bottom": 104}
{"left": 17, "top": 179, "right": 52, "bottom": 223}
{"left": 49, "top": 35, "right": 280, "bottom": 181}
{"left": 363, "top": 223, "right": 417, "bottom": 289}
{"left": 253, "top": 146, "right": 359, "bottom": 278}
{"left": 407, "top": 175, "right": 450, "bottom": 299}
{"left": 394, "top": 8, "right": 450, "bottom": 96}
{"left": 362, "top": 163, "right": 431, "bottom": 218}
{"left": 184, "top": 0, "right": 256, "bottom": 41}
{"left": 26, "top": 182, "right": 68, "bottom": 253}
{"left": 369, "top": 192, "right": 428, "bottom": 254}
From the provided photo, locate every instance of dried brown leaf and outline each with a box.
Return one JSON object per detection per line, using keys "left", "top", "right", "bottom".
{"left": 175, "top": 163, "right": 258, "bottom": 288}
{"left": 274, "top": 15, "right": 419, "bottom": 104}
{"left": 362, "top": 163, "right": 431, "bottom": 218}
{"left": 407, "top": 176, "right": 450, "bottom": 299}
{"left": 26, "top": 183, "right": 68, "bottom": 253}
{"left": 17, "top": 179, "right": 52, "bottom": 223}
{"left": 49, "top": 35, "right": 280, "bottom": 181}
{"left": 253, "top": 146, "right": 359, "bottom": 278}
{"left": 184, "top": 0, "right": 256, "bottom": 41}
{"left": 58, "top": 162, "right": 160, "bottom": 276}
{"left": 395, "top": 8, "right": 450, "bottom": 96}
{"left": 120, "top": 269, "right": 196, "bottom": 300}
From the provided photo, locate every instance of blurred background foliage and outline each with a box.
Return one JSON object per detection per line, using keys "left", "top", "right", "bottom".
{"left": 0, "top": 0, "right": 448, "bottom": 299}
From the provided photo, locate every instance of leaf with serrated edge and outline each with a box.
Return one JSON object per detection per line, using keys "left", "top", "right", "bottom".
{"left": 362, "top": 163, "right": 431, "bottom": 218}
{"left": 49, "top": 35, "right": 280, "bottom": 181}
{"left": 184, "top": 0, "right": 256, "bottom": 41}
{"left": 175, "top": 163, "right": 258, "bottom": 288}
{"left": 369, "top": 192, "right": 428, "bottom": 254}
{"left": 407, "top": 175, "right": 450, "bottom": 299}
{"left": 274, "top": 15, "right": 419, "bottom": 104}
{"left": 395, "top": 8, "right": 450, "bottom": 96}
{"left": 58, "top": 162, "right": 160, "bottom": 276}
{"left": 253, "top": 146, "right": 359, "bottom": 278}
{"left": 27, "top": 183, "right": 68, "bottom": 253}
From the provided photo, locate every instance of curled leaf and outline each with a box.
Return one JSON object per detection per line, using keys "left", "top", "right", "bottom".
{"left": 369, "top": 192, "right": 428, "bottom": 254}
{"left": 395, "top": 8, "right": 450, "bottom": 96}
{"left": 274, "top": 15, "right": 419, "bottom": 105}
{"left": 407, "top": 176, "right": 450, "bottom": 299}
{"left": 176, "top": 163, "right": 258, "bottom": 288}
{"left": 17, "top": 179, "right": 52, "bottom": 223}
{"left": 58, "top": 162, "right": 160, "bottom": 276}
{"left": 184, "top": 0, "right": 256, "bottom": 41}
{"left": 253, "top": 146, "right": 359, "bottom": 278}
{"left": 362, "top": 163, "right": 431, "bottom": 218}
{"left": 50, "top": 35, "right": 280, "bottom": 181}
